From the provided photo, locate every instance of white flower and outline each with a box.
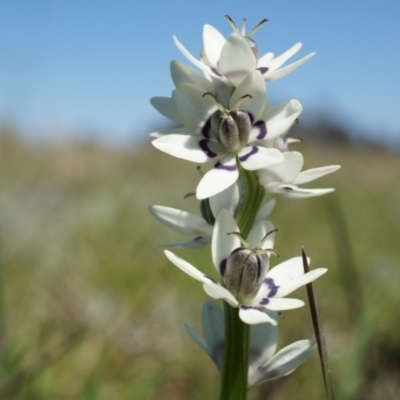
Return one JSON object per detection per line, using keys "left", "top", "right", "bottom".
{"left": 258, "top": 151, "right": 341, "bottom": 198}
{"left": 174, "top": 16, "right": 315, "bottom": 87}
{"left": 149, "top": 193, "right": 276, "bottom": 249}
{"left": 185, "top": 299, "right": 316, "bottom": 389}
{"left": 164, "top": 210, "right": 327, "bottom": 325}
{"left": 151, "top": 70, "right": 302, "bottom": 199}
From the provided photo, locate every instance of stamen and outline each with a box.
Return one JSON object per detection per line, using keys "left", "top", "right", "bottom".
{"left": 227, "top": 231, "right": 250, "bottom": 248}
{"left": 257, "top": 228, "right": 278, "bottom": 248}
{"left": 247, "top": 18, "right": 268, "bottom": 38}
{"left": 240, "top": 18, "right": 247, "bottom": 36}
{"left": 231, "top": 94, "right": 252, "bottom": 110}
{"left": 225, "top": 15, "right": 240, "bottom": 34}
{"left": 202, "top": 92, "right": 226, "bottom": 112}
{"left": 258, "top": 248, "right": 279, "bottom": 258}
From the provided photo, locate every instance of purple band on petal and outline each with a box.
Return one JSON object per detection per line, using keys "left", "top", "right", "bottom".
{"left": 201, "top": 118, "right": 212, "bottom": 138}
{"left": 211, "top": 67, "right": 223, "bottom": 77}
{"left": 254, "top": 120, "right": 267, "bottom": 139}
{"left": 199, "top": 139, "right": 218, "bottom": 158}
{"left": 240, "top": 305, "right": 258, "bottom": 311}
{"left": 264, "top": 277, "right": 279, "bottom": 297}
{"left": 219, "top": 258, "right": 227, "bottom": 277}
{"left": 238, "top": 146, "right": 259, "bottom": 162}
{"left": 281, "top": 186, "right": 294, "bottom": 191}
{"left": 260, "top": 298, "right": 270, "bottom": 306}
{"left": 257, "top": 67, "right": 269, "bottom": 75}
{"left": 215, "top": 161, "right": 237, "bottom": 171}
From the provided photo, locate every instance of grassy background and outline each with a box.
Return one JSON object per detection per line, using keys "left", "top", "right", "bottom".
{"left": 0, "top": 129, "right": 399, "bottom": 399}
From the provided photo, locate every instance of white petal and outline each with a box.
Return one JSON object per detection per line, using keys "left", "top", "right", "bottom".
{"left": 247, "top": 220, "right": 276, "bottom": 250}
{"left": 152, "top": 134, "right": 219, "bottom": 163}
{"left": 266, "top": 53, "right": 315, "bottom": 81}
{"left": 257, "top": 51, "right": 274, "bottom": 67}
{"left": 212, "top": 209, "right": 240, "bottom": 276}
{"left": 149, "top": 126, "right": 191, "bottom": 139}
{"left": 238, "top": 146, "right": 284, "bottom": 171}
{"left": 203, "top": 282, "right": 238, "bottom": 307}
{"left": 202, "top": 24, "right": 225, "bottom": 68}
{"left": 268, "top": 42, "right": 303, "bottom": 71}
{"left": 248, "top": 339, "right": 316, "bottom": 388}
{"left": 149, "top": 205, "right": 213, "bottom": 237}
{"left": 196, "top": 157, "right": 239, "bottom": 200}
{"left": 164, "top": 251, "right": 238, "bottom": 306}
{"left": 293, "top": 165, "right": 341, "bottom": 185}
{"left": 266, "top": 257, "right": 308, "bottom": 283}
{"left": 218, "top": 33, "right": 257, "bottom": 87}
{"left": 239, "top": 306, "right": 277, "bottom": 325}
{"left": 258, "top": 151, "right": 304, "bottom": 186}
{"left": 259, "top": 100, "right": 303, "bottom": 141}
{"left": 254, "top": 199, "right": 276, "bottom": 225}
{"left": 172, "top": 83, "right": 218, "bottom": 134}
{"left": 173, "top": 35, "right": 217, "bottom": 77}
{"left": 150, "top": 97, "right": 180, "bottom": 122}
{"left": 164, "top": 250, "right": 210, "bottom": 283}
{"left": 261, "top": 297, "right": 305, "bottom": 310}
{"left": 209, "top": 182, "right": 240, "bottom": 218}
{"left": 274, "top": 269, "right": 327, "bottom": 298}
{"left": 267, "top": 184, "right": 336, "bottom": 198}
{"left": 229, "top": 71, "right": 266, "bottom": 121}
{"left": 171, "top": 60, "right": 214, "bottom": 92}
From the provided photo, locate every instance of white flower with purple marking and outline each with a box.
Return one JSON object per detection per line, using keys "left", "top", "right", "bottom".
{"left": 152, "top": 70, "right": 302, "bottom": 199}
{"left": 174, "top": 16, "right": 315, "bottom": 87}
{"left": 149, "top": 194, "right": 276, "bottom": 249}
{"left": 185, "top": 299, "right": 316, "bottom": 389}
{"left": 164, "top": 210, "right": 327, "bottom": 325}
{"left": 258, "top": 151, "right": 341, "bottom": 198}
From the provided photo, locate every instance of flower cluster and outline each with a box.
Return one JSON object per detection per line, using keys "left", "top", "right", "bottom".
{"left": 149, "top": 16, "right": 339, "bottom": 392}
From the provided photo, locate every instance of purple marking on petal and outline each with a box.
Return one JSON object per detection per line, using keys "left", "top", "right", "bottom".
{"left": 199, "top": 139, "right": 218, "bottom": 158}
{"left": 240, "top": 305, "right": 259, "bottom": 311}
{"left": 204, "top": 275, "right": 218, "bottom": 284}
{"left": 257, "top": 67, "right": 269, "bottom": 75}
{"left": 215, "top": 161, "right": 237, "bottom": 171}
{"left": 281, "top": 186, "right": 294, "bottom": 191}
{"left": 201, "top": 118, "right": 212, "bottom": 138}
{"left": 238, "top": 146, "right": 259, "bottom": 162}
{"left": 211, "top": 67, "right": 223, "bottom": 77}
{"left": 260, "top": 298, "right": 270, "bottom": 306}
{"left": 248, "top": 113, "right": 254, "bottom": 125}
{"left": 219, "top": 259, "right": 227, "bottom": 277}
{"left": 254, "top": 120, "right": 267, "bottom": 139}
{"left": 264, "top": 277, "right": 279, "bottom": 297}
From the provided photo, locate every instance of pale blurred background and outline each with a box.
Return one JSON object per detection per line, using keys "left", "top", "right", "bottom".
{"left": 0, "top": 1, "right": 399, "bottom": 399}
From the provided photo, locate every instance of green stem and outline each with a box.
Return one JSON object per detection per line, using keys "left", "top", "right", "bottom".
{"left": 219, "top": 304, "right": 250, "bottom": 400}
{"left": 236, "top": 165, "right": 265, "bottom": 238}
{"left": 219, "top": 166, "right": 265, "bottom": 400}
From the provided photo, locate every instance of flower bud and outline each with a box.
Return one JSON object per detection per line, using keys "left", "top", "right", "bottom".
{"left": 210, "top": 110, "right": 251, "bottom": 153}
{"left": 225, "top": 247, "right": 269, "bottom": 302}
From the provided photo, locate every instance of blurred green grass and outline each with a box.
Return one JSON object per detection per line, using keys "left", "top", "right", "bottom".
{"left": 0, "top": 130, "right": 399, "bottom": 399}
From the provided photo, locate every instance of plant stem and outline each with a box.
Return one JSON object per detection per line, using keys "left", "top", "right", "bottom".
{"left": 219, "top": 304, "right": 250, "bottom": 400}
{"left": 219, "top": 166, "right": 264, "bottom": 400}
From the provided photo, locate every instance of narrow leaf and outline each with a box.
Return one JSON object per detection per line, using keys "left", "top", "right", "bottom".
{"left": 302, "top": 248, "right": 336, "bottom": 400}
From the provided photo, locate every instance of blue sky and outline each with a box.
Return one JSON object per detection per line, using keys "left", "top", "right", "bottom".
{"left": 0, "top": 0, "right": 399, "bottom": 147}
